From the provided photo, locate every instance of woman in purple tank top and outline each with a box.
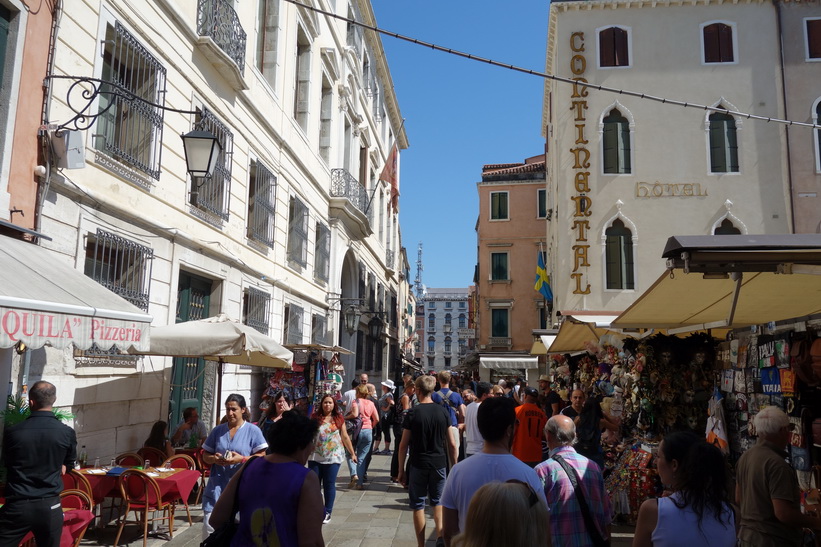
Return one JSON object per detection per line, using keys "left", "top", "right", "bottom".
{"left": 209, "top": 412, "right": 325, "bottom": 547}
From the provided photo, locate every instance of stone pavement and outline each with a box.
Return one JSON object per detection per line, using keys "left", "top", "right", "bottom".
{"left": 83, "top": 452, "right": 635, "bottom": 547}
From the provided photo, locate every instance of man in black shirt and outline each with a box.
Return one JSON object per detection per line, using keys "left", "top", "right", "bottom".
{"left": 0, "top": 381, "right": 76, "bottom": 547}
{"left": 398, "top": 375, "right": 457, "bottom": 547}
{"left": 537, "top": 375, "right": 562, "bottom": 417}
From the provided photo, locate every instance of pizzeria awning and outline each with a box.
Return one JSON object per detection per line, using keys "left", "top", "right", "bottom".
{"left": 479, "top": 356, "right": 539, "bottom": 370}
{"left": 0, "top": 236, "right": 152, "bottom": 350}
{"left": 612, "top": 234, "right": 821, "bottom": 332}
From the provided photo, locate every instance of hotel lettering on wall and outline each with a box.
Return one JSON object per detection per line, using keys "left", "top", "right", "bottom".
{"left": 569, "top": 32, "right": 591, "bottom": 295}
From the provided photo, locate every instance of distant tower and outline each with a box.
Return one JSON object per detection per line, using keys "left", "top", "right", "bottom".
{"left": 415, "top": 242, "right": 424, "bottom": 300}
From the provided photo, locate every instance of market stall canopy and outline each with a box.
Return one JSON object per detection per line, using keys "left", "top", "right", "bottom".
{"left": 479, "top": 356, "right": 539, "bottom": 369}
{"left": 546, "top": 313, "right": 622, "bottom": 353}
{"left": 127, "top": 313, "right": 292, "bottom": 368}
{"left": 612, "top": 234, "right": 821, "bottom": 332}
{"left": 0, "top": 236, "right": 152, "bottom": 351}
{"left": 285, "top": 343, "right": 354, "bottom": 355}
{"left": 530, "top": 334, "right": 556, "bottom": 355}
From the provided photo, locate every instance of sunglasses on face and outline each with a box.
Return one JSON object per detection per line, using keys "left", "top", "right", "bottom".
{"left": 506, "top": 479, "right": 539, "bottom": 508}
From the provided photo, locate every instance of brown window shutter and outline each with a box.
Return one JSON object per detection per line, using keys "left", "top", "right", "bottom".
{"left": 614, "top": 27, "right": 628, "bottom": 66}
{"left": 718, "top": 24, "right": 734, "bottom": 62}
{"left": 704, "top": 24, "right": 719, "bottom": 63}
{"left": 600, "top": 27, "right": 615, "bottom": 67}
{"left": 808, "top": 19, "right": 821, "bottom": 59}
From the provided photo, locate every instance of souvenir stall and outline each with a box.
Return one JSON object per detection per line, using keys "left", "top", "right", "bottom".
{"left": 259, "top": 346, "right": 347, "bottom": 417}
{"left": 547, "top": 331, "right": 722, "bottom": 523}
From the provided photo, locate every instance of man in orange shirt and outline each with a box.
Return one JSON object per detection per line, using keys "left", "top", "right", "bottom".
{"left": 512, "top": 387, "right": 547, "bottom": 467}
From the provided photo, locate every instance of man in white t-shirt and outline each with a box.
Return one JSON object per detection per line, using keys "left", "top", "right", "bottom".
{"left": 462, "top": 382, "right": 491, "bottom": 457}
{"left": 441, "top": 397, "right": 547, "bottom": 546}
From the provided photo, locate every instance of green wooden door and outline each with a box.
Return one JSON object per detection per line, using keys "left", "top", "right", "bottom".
{"left": 168, "top": 272, "right": 211, "bottom": 427}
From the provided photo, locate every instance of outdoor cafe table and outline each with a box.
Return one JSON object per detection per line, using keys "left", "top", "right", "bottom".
{"left": 0, "top": 502, "right": 93, "bottom": 547}
{"left": 79, "top": 467, "right": 201, "bottom": 505}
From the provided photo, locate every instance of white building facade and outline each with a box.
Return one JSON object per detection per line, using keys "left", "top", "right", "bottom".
{"left": 544, "top": 0, "right": 799, "bottom": 317}
{"left": 415, "top": 289, "right": 470, "bottom": 371}
{"left": 22, "top": 0, "right": 407, "bottom": 460}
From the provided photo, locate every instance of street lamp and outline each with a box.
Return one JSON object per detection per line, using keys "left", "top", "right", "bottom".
{"left": 343, "top": 304, "right": 361, "bottom": 336}
{"left": 368, "top": 315, "right": 384, "bottom": 340}
{"left": 181, "top": 130, "right": 221, "bottom": 178}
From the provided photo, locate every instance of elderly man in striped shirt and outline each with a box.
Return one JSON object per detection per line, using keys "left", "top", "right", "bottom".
{"left": 535, "top": 415, "right": 610, "bottom": 547}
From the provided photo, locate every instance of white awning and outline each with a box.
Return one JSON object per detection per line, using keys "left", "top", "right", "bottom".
{"left": 0, "top": 236, "right": 152, "bottom": 351}
{"left": 479, "top": 356, "right": 539, "bottom": 370}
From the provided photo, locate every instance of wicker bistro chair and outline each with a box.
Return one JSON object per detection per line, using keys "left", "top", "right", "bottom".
{"left": 60, "top": 489, "right": 94, "bottom": 547}
{"left": 113, "top": 469, "right": 175, "bottom": 547}
{"left": 115, "top": 452, "right": 144, "bottom": 467}
{"left": 136, "top": 447, "right": 167, "bottom": 468}
{"left": 160, "top": 454, "right": 197, "bottom": 524}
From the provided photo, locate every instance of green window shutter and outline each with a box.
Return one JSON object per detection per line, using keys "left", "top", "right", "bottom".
{"left": 709, "top": 119, "right": 728, "bottom": 172}
{"left": 603, "top": 122, "right": 618, "bottom": 174}
{"left": 619, "top": 121, "right": 631, "bottom": 173}
{"left": 725, "top": 119, "right": 739, "bottom": 172}
{"left": 0, "top": 6, "right": 10, "bottom": 91}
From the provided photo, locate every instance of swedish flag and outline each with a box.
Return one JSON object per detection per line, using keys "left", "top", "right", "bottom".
{"left": 535, "top": 252, "right": 553, "bottom": 301}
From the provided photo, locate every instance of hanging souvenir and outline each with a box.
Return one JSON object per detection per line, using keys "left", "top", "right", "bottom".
{"left": 757, "top": 335, "right": 776, "bottom": 368}
{"left": 774, "top": 333, "right": 790, "bottom": 368}
{"left": 780, "top": 369, "right": 796, "bottom": 397}
{"left": 760, "top": 367, "right": 781, "bottom": 395}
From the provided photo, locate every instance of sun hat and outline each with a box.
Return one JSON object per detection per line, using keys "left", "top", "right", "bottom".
{"left": 538, "top": 375, "right": 551, "bottom": 383}
{"left": 381, "top": 379, "right": 396, "bottom": 390}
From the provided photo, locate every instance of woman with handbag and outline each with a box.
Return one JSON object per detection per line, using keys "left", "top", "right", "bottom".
{"left": 344, "top": 384, "right": 379, "bottom": 490}
{"left": 309, "top": 394, "right": 357, "bottom": 524}
{"left": 200, "top": 393, "right": 268, "bottom": 540}
{"left": 209, "top": 411, "right": 325, "bottom": 547}
{"left": 633, "top": 430, "right": 736, "bottom": 546}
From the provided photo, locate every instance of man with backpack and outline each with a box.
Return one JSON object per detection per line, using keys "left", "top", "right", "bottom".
{"left": 431, "top": 371, "right": 466, "bottom": 467}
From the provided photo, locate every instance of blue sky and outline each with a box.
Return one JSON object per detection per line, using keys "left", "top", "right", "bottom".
{"left": 371, "top": 0, "right": 551, "bottom": 289}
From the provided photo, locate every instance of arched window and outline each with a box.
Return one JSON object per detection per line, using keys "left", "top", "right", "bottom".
{"left": 444, "top": 337, "right": 452, "bottom": 352}
{"left": 709, "top": 111, "right": 739, "bottom": 173}
{"left": 427, "top": 337, "right": 435, "bottom": 352}
{"left": 599, "top": 27, "right": 629, "bottom": 67}
{"left": 714, "top": 218, "right": 741, "bottom": 235}
{"left": 703, "top": 23, "right": 734, "bottom": 63}
{"left": 445, "top": 313, "right": 452, "bottom": 325}
{"left": 603, "top": 108, "right": 631, "bottom": 174}
{"left": 458, "top": 314, "right": 466, "bottom": 328}
{"left": 605, "top": 219, "right": 635, "bottom": 290}
{"left": 428, "top": 314, "right": 435, "bottom": 328}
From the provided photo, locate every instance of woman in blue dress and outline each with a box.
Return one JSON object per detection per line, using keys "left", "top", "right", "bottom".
{"left": 201, "top": 393, "right": 267, "bottom": 540}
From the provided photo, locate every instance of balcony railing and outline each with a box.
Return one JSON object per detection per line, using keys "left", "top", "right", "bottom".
{"left": 197, "top": 0, "right": 246, "bottom": 73}
{"left": 443, "top": 350, "right": 452, "bottom": 357}
{"left": 386, "top": 249, "right": 395, "bottom": 270}
{"left": 443, "top": 324, "right": 452, "bottom": 333}
{"left": 488, "top": 337, "right": 512, "bottom": 348}
{"left": 426, "top": 350, "right": 435, "bottom": 356}
{"left": 331, "top": 168, "right": 368, "bottom": 215}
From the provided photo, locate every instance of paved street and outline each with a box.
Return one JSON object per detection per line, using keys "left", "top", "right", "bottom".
{"left": 82, "top": 453, "right": 635, "bottom": 547}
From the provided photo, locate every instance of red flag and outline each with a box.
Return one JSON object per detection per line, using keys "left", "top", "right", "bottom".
{"left": 379, "top": 144, "right": 399, "bottom": 211}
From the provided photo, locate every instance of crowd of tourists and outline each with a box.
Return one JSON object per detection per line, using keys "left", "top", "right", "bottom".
{"left": 1, "top": 376, "right": 817, "bottom": 547}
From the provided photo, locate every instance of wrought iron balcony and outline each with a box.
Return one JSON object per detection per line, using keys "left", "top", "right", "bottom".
{"left": 197, "top": 0, "right": 247, "bottom": 78}
{"left": 329, "top": 168, "right": 372, "bottom": 239}
{"left": 488, "top": 337, "right": 512, "bottom": 348}
{"left": 443, "top": 324, "right": 452, "bottom": 333}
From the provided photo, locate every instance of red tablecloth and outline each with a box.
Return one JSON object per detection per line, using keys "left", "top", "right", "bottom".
{"left": 79, "top": 469, "right": 200, "bottom": 505}
{"left": 18, "top": 508, "right": 94, "bottom": 547}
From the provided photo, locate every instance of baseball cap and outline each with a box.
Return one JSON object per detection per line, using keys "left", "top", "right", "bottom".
{"left": 524, "top": 387, "right": 539, "bottom": 398}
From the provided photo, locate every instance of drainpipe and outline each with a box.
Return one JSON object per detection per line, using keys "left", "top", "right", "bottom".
{"left": 774, "top": 0, "right": 796, "bottom": 233}
{"left": 35, "top": 0, "right": 63, "bottom": 237}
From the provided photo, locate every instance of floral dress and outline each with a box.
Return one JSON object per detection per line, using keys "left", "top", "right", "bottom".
{"left": 309, "top": 420, "right": 345, "bottom": 465}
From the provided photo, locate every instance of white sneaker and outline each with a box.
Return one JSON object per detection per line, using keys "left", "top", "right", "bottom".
{"left": 323, "top": 512, "right": 332, "bottom": 524}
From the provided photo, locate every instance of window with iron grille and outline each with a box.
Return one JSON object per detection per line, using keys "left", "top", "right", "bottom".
{"left": 247, "top": 160, "right": 276, "bottom": 247}
{"left": 84, "top": 228, "right": 153, "bottom": 311}
{"left": 190, "top": 108, "right": 233, "bottom": 219}
{"left": 283, "top": 303, "right": 304, "bottom": 344}
{"left": 311, "top": 313, "right": 328, "bottom": 345}
{"left": 243, "top": 287, "right": 270, "bottom": 335}
{"left": 314, "top": 222, "right": 330, "bottom": 283}
{"left": 96, "top": 21, "right": 167, "bottom": 180}
{"left": 288, "top": 196, "right": 309, "bottom": 267}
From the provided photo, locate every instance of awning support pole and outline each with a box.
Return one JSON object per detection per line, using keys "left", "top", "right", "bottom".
{"left": 725, "top": 272, "right": 743, "bottom": 327}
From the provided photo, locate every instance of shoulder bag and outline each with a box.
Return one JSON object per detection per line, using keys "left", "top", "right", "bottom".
{"left": 201, "top": 455, "right": 259, "bottom": 547}
{"left": 552, "top": 454, "right": 610, "bottom": 547}
{"left": 345, "top": 400, "right": 363, "bottom": 444}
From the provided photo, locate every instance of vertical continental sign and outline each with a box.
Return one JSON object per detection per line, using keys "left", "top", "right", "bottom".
{"left": 569, "top": 32, "right": 591, "bottom": 295}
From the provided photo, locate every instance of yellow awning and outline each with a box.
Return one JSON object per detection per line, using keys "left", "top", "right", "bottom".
{"left": 547, "top": 315, "right": 621, "bottom": 353}
{"left": 612, "top": 269, "right": 821, "bottom": 331}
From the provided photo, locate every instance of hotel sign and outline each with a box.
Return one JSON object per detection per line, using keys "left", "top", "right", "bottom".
{"left": 569, "top": 32, "right": 591, "bottom": 295}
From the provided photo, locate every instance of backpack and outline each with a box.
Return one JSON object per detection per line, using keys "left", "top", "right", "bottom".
{"left": 435, "top": 389, "right": 460, "bottom": 422}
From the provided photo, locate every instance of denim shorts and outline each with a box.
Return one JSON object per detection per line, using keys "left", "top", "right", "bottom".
{"left": 407, "top": 465, "right": 447, "bottom": 510}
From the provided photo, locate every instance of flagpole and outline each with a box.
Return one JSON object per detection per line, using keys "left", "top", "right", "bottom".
{"left": 365, "top": 118, "right": 406, "bottom": 215}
